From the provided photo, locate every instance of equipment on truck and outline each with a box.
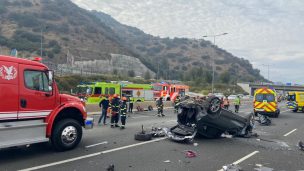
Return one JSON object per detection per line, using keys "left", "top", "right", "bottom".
{"left": 286, "top": 91, "right": 304, "bottom": 112}
{"left": 0, "top": 55, "right": 93, "bottom": 151}
{"left": 153, "top": 82, "right": 189, "bottom": 101}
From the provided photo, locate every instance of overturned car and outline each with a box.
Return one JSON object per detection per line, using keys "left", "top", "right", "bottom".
{"left": 165, "top": 97, "right": 255, "bottom": 142}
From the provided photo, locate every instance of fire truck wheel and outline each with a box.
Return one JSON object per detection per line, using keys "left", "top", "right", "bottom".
{"left": 51, "top": 119, "right": 83, "bottom": 151}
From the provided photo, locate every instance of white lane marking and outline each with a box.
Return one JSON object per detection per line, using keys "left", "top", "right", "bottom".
{"left": 102, "top": 137, "right": 167, "bottom": 154}
{"left": 19, "top": 137, "right": 167, "bottom": 171}
{"left": 85, "top": 141, "right": 108, "bottom": 148}
{"left": 281, "top": 110, "right": 289, "bottom": 113}
{"left": 218, "top": 151, "right": 259, "bottom": 171}
{"left": 283, "top": 128, "right": 297, "bottom": 137}
{"left": 19, "top": 152, "right": 101, "bottom": 171}
{"left": 131, "top": 116, "right": 150, "bottom": 119}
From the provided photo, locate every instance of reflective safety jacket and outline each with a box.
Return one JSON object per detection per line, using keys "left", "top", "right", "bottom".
{"left": 174, "top": 97, "right": 180, "bottom": 105}
{"left": 234, "top": 97, "right": 241, "bottom": 105}
{"left": 120, "top": 101, "right": 127, "bottom": 115}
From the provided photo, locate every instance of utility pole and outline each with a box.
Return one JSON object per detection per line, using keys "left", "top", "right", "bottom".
{"left": 157, "top": 61, "right": 159, "bottom": 80}
{"left": 203, "top": 33, "right": 228, "bottom": 94}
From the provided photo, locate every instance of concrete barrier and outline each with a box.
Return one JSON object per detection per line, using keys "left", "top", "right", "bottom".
{"left": 86, "top": 101, "right": 173, "bottom": 113}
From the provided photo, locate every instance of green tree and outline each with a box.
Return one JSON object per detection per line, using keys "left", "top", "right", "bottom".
{"left": 113, "top": 69, "right": 118, "bottom": 75}
{"left": 144, "top": 71, "right": 151, "bottom": 80}
{"left": 205, "top": 71, "right": 212, "bottom": 83}
{"left": 220, "top": 71, "right": 230, "bottom": 84}
{"left": 128, "top": 70, "right": 135, "bottom": 77}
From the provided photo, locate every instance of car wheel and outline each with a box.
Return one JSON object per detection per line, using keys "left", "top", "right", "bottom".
{"left": 134, "top": 132, "right": 152, "bottom": 141}
{"left": 206, "top": 97, "right": 222, "bottom": 117}
{"left": 148, "top": 105, "right": 153, "bottom": 111}
{"left": 51, "top": 119, "right": 82, "bottom": 151}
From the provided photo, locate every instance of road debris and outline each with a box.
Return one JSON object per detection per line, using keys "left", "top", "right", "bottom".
{"left": 298, "top": 141, "right": 304, "bottom": 151}
{"left": 163, "top": 160, "right": 171, "bottom": 163}
{"left": 222, "top": 164, "right": 242, "bottom": 171}
{"left": 151, "top": 127, "right": 166, "bottom": 137}
{"left": 193, "top": 143, "right": 198, "bottom": 146}
{"left": 106, "top": 164, "right": 114, "bottom": 171}
{"left": 134, "top": 125, "right": 152, "bottom": 141}
{"left": 184, "top": 150, "right": 197, "bottom": 158}
{"left": 256, "top": 115, "right": 271, "bottom": 126}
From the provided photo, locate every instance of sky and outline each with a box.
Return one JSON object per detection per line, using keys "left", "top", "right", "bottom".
{"left": 72, "top": 0, "right": 304, "bottom": 84}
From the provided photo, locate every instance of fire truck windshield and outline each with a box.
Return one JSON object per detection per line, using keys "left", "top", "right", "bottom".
{"left": 153, "top": 85, "right": 162, "bottom": 91}
{"left": 86, "top": 87, "right": 93, "bottom": 95}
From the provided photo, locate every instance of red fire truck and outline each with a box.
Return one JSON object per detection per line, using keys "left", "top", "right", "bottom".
{"left": 0, "top": 55, "right": 93, "bottom": 151}
{"left": 153, "top": 82, "right": 189, "bottom": 101}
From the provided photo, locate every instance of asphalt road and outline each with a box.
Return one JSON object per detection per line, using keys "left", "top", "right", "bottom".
{"left": 1, "top": 101, "right": 304, "bottom": 171}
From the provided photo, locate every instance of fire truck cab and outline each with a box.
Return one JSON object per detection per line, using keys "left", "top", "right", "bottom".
{"left": 0, "top": 55, "right": 93, "bottom": 151}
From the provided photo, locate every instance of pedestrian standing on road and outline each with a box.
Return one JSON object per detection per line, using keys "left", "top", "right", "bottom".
{"left": 120, "top": 97, "right": 128, "bottom": 129}
{"left": 234, "top": 95, "right": 241, "bottom": 113}
{"left": 98, "top": 96, "right": 109, "bottom": 125}
{"left": 174, "top": 95, "right": 181, "bottom": 113}
{"left": 128, "top": 97, "right": 134, "bottom": 113}
{"left": 156, "top": 97, "right": 165, "bottom": 117}
{"left": 110, "top": 94, "right": 120, "bottom": 128}
{"left": 223, "top": 96, "right": 230, "bottom": 110}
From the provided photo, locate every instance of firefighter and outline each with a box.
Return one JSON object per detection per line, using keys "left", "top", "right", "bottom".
{"left": 110, "top": 94, "right": 120, "bottom": 128}
{"left": 174, "top": 95, "right": 181, "bottom": 113}
{"left": 120, "top": 97, "right": 128, "bottom": 129}
{"left": 156, "top": 97, "right": 165, "bottom": 117}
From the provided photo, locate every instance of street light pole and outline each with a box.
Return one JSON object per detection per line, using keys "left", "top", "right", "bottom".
{"left": 40, "top": 28, "right": 43, "bottom": 58}
{"left": 203, "top": 33, "right": 228, "bottom": 94}
{"left": 262, "top": 64, "right": 271, "bottom": 81}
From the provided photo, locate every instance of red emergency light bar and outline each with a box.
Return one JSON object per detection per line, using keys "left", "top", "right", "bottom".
{"left": 32, "top": 57, "right": 42, "bottom": 62}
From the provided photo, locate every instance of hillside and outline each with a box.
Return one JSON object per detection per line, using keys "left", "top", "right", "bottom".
{"left": 92, "top": 11, "right": 264, "bottom": 83}
{"left": 0, "top": 0, "right": 265, "bottom": 83}
{"left": 0, "top": 0, "right": 134, "bottom": 64}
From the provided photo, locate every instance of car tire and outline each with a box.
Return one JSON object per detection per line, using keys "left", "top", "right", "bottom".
{"left": 206, "top": 97, "right": 222, "bottom": 117}
{"left": 134, "top": 132, "right": 152, "bottom": 141}
{"left": 148, "top": 105, "right": 153, "bottom": 111}
{"left": 51, "top": 119, "right": 82, "bottom": 152}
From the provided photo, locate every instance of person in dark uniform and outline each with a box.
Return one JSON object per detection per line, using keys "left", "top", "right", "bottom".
{"left": 120, "top": 97, "right": 128, "bottom": 129}
{"left": 156, "top": 97, "right": 165, "bottom": 117}
{"left": 174, "top": 95, "right": 181, "bottom": 113}
{"left": 110, "top": 94, "right": 120, "bottom": 128}
{"left": 98, "top": 96, "right": 109, "bottom": 125}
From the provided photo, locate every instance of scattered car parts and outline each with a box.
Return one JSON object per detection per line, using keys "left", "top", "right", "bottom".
{"left": 134, "top": 125, "right": 152, "bottom": 141}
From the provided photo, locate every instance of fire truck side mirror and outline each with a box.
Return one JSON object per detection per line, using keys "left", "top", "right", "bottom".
{"left": 47, "top": 70, "right": 54, "bottom": 95}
